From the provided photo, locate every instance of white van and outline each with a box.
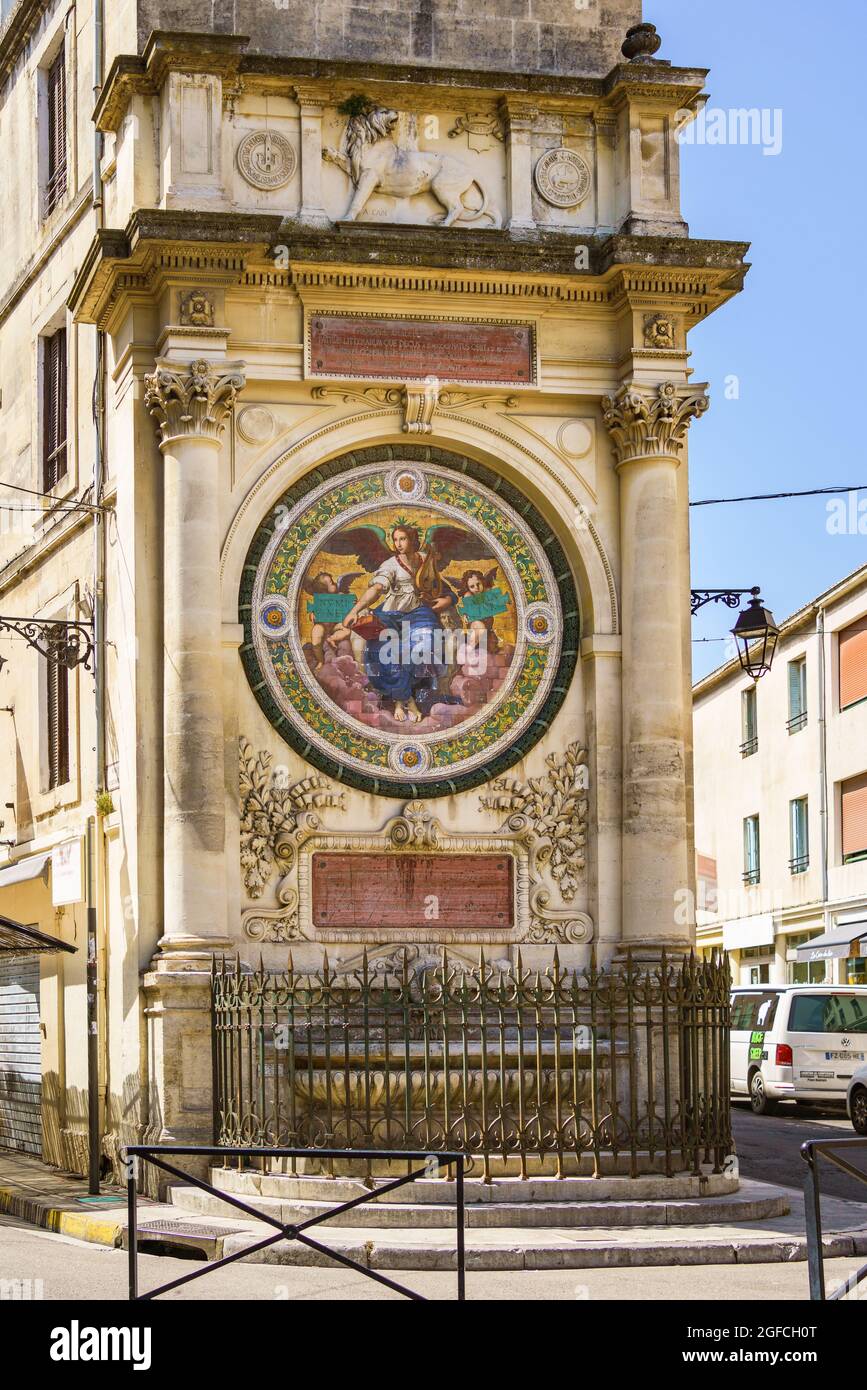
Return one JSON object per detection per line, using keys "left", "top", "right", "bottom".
{"left": 730, "top": 985, "right": 867, "bottom": 1114}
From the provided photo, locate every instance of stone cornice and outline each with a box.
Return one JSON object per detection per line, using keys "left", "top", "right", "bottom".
{"left": 601, "top": 382, "right": 710, "bottom": 466}
{"left": 95, "top": 31, "right": 251, "bottom": 132}
{"left": 93, "top": 31, "right": 707, "bottom": 134}
{"left": 68, "top": 208, "right": 750, "bottom": 331}
{"left": 0, "top": 0, "right": 46, "bottom": 90}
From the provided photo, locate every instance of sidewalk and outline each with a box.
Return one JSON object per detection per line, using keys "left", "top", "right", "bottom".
{"left": 2, "top": 1149, "right": 867, "bottom": 1273}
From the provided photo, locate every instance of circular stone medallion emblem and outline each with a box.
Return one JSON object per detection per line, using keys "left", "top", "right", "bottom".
{"left": 236, "top": 130, "right": 297, "bottom": 190}
{"left": 533, "top": 147, "right": 592, "bottom": 208}
{"left": 240, "top": 450, "right": 578, "bottom": 797}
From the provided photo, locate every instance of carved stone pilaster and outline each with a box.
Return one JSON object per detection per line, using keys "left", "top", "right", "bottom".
{"left": 144, "top": 358, "right": 246, "bottom": 448}
{"left": 601, "top": 381, "right": 708, "bottom": 467}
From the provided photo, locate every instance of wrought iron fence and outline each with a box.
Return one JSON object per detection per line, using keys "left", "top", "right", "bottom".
{"left": 211, "top": 948, "right": 731, "bottom": 1181}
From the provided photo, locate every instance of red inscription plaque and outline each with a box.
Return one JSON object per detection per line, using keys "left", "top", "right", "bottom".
{"left": 311, "top": 853, "right": 514, "bottom": 930}
{"left": 308, "top": 315, "right": 535, "bottom": 385}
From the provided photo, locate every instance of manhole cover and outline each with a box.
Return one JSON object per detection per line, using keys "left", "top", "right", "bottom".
{"left": 136, "top": 1220, "right": 247, "bottom": 1238}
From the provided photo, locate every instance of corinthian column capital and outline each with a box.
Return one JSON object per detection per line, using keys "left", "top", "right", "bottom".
{"left": 601, "top": 381, "right": 709, "bottom": 468}
{"left": 144, "top": 358, "right": 246, "bottom": 449}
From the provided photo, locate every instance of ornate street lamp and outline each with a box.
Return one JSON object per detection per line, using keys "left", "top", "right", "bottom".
{"left": 690, "top": 587, "right": 779, "bottom": 680}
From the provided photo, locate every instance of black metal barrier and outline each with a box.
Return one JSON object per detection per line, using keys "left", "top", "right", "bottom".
{"left": 801, "top": 1136, "right": 867, "bottom": 1300}
{"left": 125, "top": 1144, "right": 466, "bottom": 1302}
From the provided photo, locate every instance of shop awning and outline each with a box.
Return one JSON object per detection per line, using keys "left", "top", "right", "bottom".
{"left": 796, "top": 926, "right": 866, "bottom": 962}
{"left": 0, "top": 916, "right": 76, "bottom": 954}
{"left": 0, "top": 852, "right": 50, "bottom": 889}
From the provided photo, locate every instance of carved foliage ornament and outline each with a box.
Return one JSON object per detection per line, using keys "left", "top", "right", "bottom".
{"left": 479, "top": 742, "right": 589, "bottom": 903}
{"left": 239, "top": 738, "right": 345, "bottom": 899}
{"left": 144, "top": 359, "right": 246, "bottom": 447}
{"left": 601, "top": 381, "right": 708, "bottom": 467}
{"left": 643, "top": 314, "right": 677, "bottom": 350}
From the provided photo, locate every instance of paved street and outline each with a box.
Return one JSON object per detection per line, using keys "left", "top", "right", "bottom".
{"left": 2, "top": 1210, "right": 864, "bottom": 1302}
{"left": 732, "top": 1101, "right": 867, "bottom": 1203}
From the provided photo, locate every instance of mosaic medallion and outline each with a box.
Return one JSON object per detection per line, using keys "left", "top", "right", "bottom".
{"left": 240, "top": 447, "right": 579, "bottom": 797}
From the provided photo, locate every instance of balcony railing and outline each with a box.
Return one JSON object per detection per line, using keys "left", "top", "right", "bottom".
{"left": 789, "top": 854, "right": 810, "bottom": 875}
{"left": 787, "top": 711, "right": 808, "bottom": 734}
{"left": 740, "top": 737, "right": 758, "bottom": 758}
{"left": 211, "top": 948, "right": 732, "bottom": 1182}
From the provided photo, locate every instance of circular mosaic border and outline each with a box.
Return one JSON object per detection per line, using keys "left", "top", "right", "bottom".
{"left": 239, "top": 445, "right": 580, "bottom": 799}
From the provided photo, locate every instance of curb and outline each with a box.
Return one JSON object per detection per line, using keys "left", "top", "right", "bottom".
{"left": 0, "top": 1186, "right": 125, "bottom": 1248}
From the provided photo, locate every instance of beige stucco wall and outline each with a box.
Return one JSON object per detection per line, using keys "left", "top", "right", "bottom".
{"left": 693, "top": 568, "right": 867, "bottom": 986}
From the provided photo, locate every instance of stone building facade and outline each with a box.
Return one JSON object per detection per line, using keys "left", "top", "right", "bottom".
{"left": 0, "top": 0, "right": 747, "bottom": 1173}
{"left": 694, "top": 564, "right": 867, "bottom": 991}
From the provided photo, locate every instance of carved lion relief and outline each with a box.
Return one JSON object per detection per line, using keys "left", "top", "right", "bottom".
{"left": 323, "top": 97, "right": 501, "bottom": 228}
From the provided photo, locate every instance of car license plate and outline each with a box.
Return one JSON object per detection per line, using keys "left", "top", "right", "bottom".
{"left": 825, "top": 1051, "right": 864, "bottom": 1061}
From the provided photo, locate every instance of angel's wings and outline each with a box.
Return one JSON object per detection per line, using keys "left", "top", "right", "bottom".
{"left": 424, "top": 524, "right": 494, "bottom": 566}
{"left": 337, "top": 571, "right": 362, "bottom": 593}
{"left": 319, "top": 525, "right": 391, "bottom": 572}
{"left": 301, "top": 573, "right": 333, "bottom": 596}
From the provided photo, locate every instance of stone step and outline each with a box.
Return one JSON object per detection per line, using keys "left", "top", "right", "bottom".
{"left": 168, "top": 1180, "right": 788, "bottom": 1230}
{"left": 207, "top": 1167, "right": 739, "bottom": 1205}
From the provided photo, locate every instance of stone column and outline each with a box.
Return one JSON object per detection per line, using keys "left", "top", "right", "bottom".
{"left": 499, "top": 99, "right": 537, "bottom": 232}
{"left": 602, "top": 381, "right": 708, "bottom": 956}
{"left": 294, "top": 85, "right": 331, "bottom": 225}
{"left": 143, "top": 357, "right": 245, "bottom": 956}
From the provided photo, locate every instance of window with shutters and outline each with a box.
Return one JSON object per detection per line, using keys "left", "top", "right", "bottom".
{"left": 787, "top": 656, "right": 807, "bottom": 732}
{"left": 45, "top": 646, "right": 70, "bottom": 790}
{"left": 789, "top": 796, "right": 809, "bottom": 874}
{"left": 743, "top": 814, "right": 760, "bottom": 885}
{"left": 42, "top": 328, "right": 67, "bottom": 491}
{"left": 740, "top": 686, "right": 758, "bottom": 756}
{"left": 839, "top": 620, "right": 867, "bottom": 711}
{"left": 44, "top": 46, "right": 67, "bottom": 217}
{"left": 842, "top": 773, "right": 867, "bottom": 864}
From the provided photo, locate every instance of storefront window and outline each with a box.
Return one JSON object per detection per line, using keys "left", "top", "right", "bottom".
{"left": 847, "top": 956, "right": 867, "bottom": 985}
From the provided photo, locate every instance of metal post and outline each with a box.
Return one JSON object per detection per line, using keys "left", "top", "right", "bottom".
{"left": 127, "top": 1154, "right": 138, "bottom": 1301}
{"left": 456, "top": 1156, "right": 465, "bottom": 1301}
{"left": 802, "top": 1144, "right": 826, "bottom": 1301}
{"left": 86, "top": 817, "right": 100, "bottom": 1194}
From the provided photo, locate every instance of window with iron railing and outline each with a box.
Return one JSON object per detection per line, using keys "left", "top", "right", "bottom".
{"left": 740, "top": 685, "right": 758, "bottom": 756}
{"left": 787, "top": 656, "right": 807, "bottom": 733}
{"left": 789, "top": 796, "right": 809, "bottom": 874}
{"left": 44, "top": 46, "right": 67, "bottom": 217}
{"left": 42, "top": 327, "right": 67, "bottom": 490}
{"left": 743, "top": 813, "right": 761, "bottom": 885}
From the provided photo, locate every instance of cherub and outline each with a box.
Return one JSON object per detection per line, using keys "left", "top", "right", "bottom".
{"left": 320, "top": 520, "right": 496, "bottom": 722}
{"left": 451, "top": 566, "right": 502, "bottom": 659}
{"left": 302, "top": 570, "right": 361, "bottom": 669}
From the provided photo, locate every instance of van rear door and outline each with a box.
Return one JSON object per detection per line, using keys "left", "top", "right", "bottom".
{"left": 730, "top": 991, "right": 779, "bottom": 1093}
{"left": 786, "top": 993, "right": 867, "bottom": 1094}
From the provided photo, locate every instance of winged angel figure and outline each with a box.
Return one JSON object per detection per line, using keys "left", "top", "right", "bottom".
{"left": 318, "top": 518, "right": 496, "bottom": 723}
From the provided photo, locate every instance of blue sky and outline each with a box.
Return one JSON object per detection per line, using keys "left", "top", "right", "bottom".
{"left": 652, "top": 1, "right": 867, "bottom": 677}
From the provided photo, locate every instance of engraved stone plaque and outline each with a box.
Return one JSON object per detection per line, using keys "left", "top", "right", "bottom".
{"left": 311, "top": 853, "right": 514, "bottom": 930}
{"left": 308, "top": 314, "right": 535, "bottom": 385}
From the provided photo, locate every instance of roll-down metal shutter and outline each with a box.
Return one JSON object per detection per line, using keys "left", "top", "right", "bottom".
{"left": 0, "top": 955, "right": 41, "bottom": 1155}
